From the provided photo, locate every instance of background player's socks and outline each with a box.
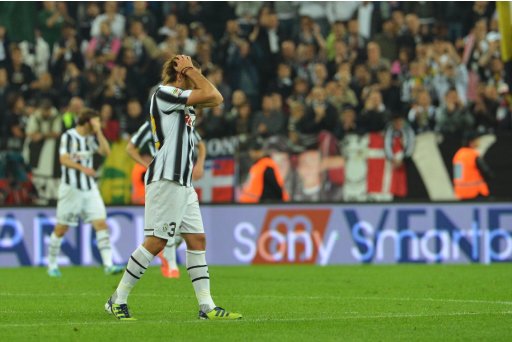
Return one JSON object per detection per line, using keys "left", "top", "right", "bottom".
{"left": 186, "top": 250, "right": 216, "bottom": 313}
{"left": 164, "top": 242, "right": 178, "bottom": 270}
{"left": 96, "top": 230, "right": 113, "bottom": 268}
{"left": 47, "top": 232, "right": 63, "bottom": 270}
{"left": 113, "top": 245, "right": 154, "bottom": 304}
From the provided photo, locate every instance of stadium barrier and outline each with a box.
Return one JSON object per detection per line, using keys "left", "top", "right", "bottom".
{"left": 1, "top": 203, "right": 511, "bottom": 267}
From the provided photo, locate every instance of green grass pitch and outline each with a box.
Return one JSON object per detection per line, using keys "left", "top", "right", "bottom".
{"left": 1, "top": 265, "right": 511, "bottom": 341}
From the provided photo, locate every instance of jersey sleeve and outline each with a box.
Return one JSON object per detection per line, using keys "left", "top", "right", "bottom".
{"left": 156, "top": 86, "right": 192, "bottom": 113}
{"left": 131, "top": 122, "right": 151, "bottom": 149}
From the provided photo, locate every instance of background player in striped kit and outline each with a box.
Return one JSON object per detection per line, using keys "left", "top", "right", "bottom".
{"left": 127, "top": 121, "right": 206, "bottom": 278}
{"left": 47, "top": 109, "right": 124, "bottom": 277}
{"left": 106, "top": 55, "right": 241, "bottom": 320}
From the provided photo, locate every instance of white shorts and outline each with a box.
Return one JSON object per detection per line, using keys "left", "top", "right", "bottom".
{"left": 144, "top": 179, "right": 204, "bottom": 240}
{"left": 56, "top": 183, "right": 107, "bottom": 226}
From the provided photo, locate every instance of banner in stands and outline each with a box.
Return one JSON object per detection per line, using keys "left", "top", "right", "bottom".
{"left": 1, "top": 203, "right": 511, "bottom": 266}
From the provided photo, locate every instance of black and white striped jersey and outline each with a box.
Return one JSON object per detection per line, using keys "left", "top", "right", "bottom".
{"left": 130, "top": 121, "right": 156, "bottom": 157}
{"left": 59, "top": 128, "right": 99, "bottom": 191}
{"left": 131, "top": 120, "right": 202, "bottom": 161}
{"left": 145, "top": 85, "right": 198, "bottom": 187}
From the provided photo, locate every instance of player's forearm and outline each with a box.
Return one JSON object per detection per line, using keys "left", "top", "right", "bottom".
{"left": 197, "top": 141, "right": 206, "bottom": 165}
{"left": 96, "top": 131, "right": 110, "bottom": 156}
{"left": 126, "top": 143, "right": 149, "bottom": 168}
{"left": 185, "top": 69, "right": 223, "bottom": 106}
{"left": 60, "top": 155, "right": 86, "bottom": 172}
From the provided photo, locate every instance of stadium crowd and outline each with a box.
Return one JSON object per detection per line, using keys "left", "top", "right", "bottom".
{"left": 0, "top": 1, "right": 511, "bottom": 204}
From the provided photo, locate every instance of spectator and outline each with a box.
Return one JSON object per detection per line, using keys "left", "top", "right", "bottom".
{"left": 91, "top": 1, "right": 126, "bottom": 38}
{"left": 335, "top": 105, "right": 360, "bottom": 140}
{"left": 61, "top": 62, "right": 87, "bottom": 104}
{"left": 157, "top": 14, "right": 179, "bottom": 42}
{"left": 375, "top": 67, "right": 401, "bottom": 113}
{"left": 127, "top": 1, "right": 157, "bottom": 38}
{"left": 100, "top": 103, "right": 120, "bottom": 142}
{"left": 355, "top": 1, "right": 381, "bottom": 41}
{"left": 233, "top": 101, "right": 253, "bottom": 137}
{"left": 251, "top": 94, "right": 286, "bottom": 137}
{"left": 0, "top": 68, "right": 15, "bottom": 147}
{"left": 346, "top": 18, "right": 367, "bottom": 57}
{"left": 297, "top": 2, "right": 329, "bottom": 37}
{"left": 432, "top": 60, "right": 469, "bottom": 106}
{"left": 360, "top": 88, "right": 390, "bottom": 133}
{"left": 202, "top": 105, "right": 229, "bottom": 139}
{"left": 0, "top": 25, "right": 10, "bottom": 66}
{"left": 407, "top": 89, "right": 436, "bottom": 133}
{"left": 19, "top": 29, "right": 51, "bottom": 78}
{"left": 374, "top": 18, "right": 399, "bottom": 61}
{"left": 51, "top": 21, "right": 84, "bottom": 83}
{"left": 249, "top": 8, "right": 285, "bottom": 92}
{"left": 6, "top": 45, "right": 36, "bottom": 94}
{"left": 325, "top": 2, "right": 359, "bottom": 24}
{"left": 37, "top": 2, "right": 72, "bottom": 49}
{"left": 269, "top": 63, "right": 293, "bottom": 99}
{"left": 296, "top": 86, "right": 339, "bottom": 136}
{"left": 225, "top": 39, "right": 261, "bottom": 109}
{"left": 288, "top": 77, "right": 310, "bottom": 105}
{"left": 31, "top": 72, "right": 60, "bottom": 107}
{"left": 398, "top": 13, "right": 423, "bottom": 57}
{"left": 5, "top": 93, "right": 28, "bottom": 153}
{"left": 62, "top": 96, "right": 84, "bottom": 130}
{"left": 77, "top": 2, "right": 100, "bottom": 41}
{"left": 207, "top": 66, "right": 232, "bottom": 110}
{"left": 435, "top": 88, "right": 474, "bottom": 134}
{"left": 122, "top": 19, "right": 161, "bottom": 69}
{"left": 85, "top": 20, "right": 122, "bottom": 73}
{"left": 120, "top": 98, "right": 145, "bottom": 137}
{"left": 24, "top": 98, "right": 62, "bottom": 171}
{"left": 366, "top": 42, "right": 391, "bottom": 83}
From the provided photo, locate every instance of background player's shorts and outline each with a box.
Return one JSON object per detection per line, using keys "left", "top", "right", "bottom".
{"left": 56, "top": 183, "right": 107, "bottom": 226}
{"left": 144, "top": 179, "right": 204, "bottom": 240}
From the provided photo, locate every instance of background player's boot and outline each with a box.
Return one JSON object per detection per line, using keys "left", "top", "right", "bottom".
{"left": 47, "top": 268, "right": 62, "bottom": 278}
{"left": 104, "top": 265, "right": 124, "bottom": 275}
{"left": 198, "top": 307, "right": 242, "bottom": 320}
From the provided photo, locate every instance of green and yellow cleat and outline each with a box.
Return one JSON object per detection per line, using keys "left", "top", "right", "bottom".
{"left": 105, "top": 297, "right": 136, "bottom": 321}
{"left": 198, "top": 307, "right": 242, "bottom": 320}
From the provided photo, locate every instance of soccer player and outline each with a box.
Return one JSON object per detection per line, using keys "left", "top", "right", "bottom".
{"left": 105, "top": 55, "right": 242, "bottom": 320}
{"left": 127, "top": 121, "right": 206, "bottom": 278}
{"left": 47, "top": 109, "right": 124, "bottom": 277}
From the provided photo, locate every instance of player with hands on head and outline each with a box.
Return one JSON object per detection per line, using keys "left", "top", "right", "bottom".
{"left": 106, "top": 55, "right": 242, "bottom": 321}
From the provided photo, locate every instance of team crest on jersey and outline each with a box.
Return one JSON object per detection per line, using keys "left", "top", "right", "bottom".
{"left": 172, "top": 88, "right": 182, "bottom": 96}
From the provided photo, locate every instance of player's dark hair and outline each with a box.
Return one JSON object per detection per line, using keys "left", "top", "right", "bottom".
{"left": 77, "top": 108, "right": 100, "bottom": 126}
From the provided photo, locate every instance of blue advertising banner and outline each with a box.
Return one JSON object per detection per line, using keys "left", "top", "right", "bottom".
{"left": 1, "top": 203, "right": 511, "bottom": 266}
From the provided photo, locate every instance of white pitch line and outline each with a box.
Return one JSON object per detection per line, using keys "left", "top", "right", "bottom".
{"left": 1, "top": 293, "right": 512, "bottom": 306}
{"left": 0, "top": 311, "right": 511, "bottom": 328}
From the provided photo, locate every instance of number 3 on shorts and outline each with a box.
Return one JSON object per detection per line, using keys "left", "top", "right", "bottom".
{"left": 168, "top": 222, "right": 176, "bottom": 238}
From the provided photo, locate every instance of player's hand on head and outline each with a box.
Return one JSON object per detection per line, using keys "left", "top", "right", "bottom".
{"left": 90, "top": 117, "right": 102, "bottom": 133}
{"left": 173, "top": 55, "right": 193, "bottom": 73}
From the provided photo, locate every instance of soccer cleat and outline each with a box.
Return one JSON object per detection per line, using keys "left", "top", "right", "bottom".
{"left": 169, "top": 268, "right": 180, "bottom": 278}
{"left": 105, "top": 297, "right": 136, "bottom": 321}
{"left": 47, "top": 268, "right": 62, "bottom": 278}
{"left": 158, "top": 252, "right": 169, "bottom": 277}
{"left": 104, "top": 265, "right": 124, "bottom": 275}
{"left": 198, "top": 307, "right": 242, "bottom": 320}
{"left": 162, "top": 268, "right": 180, "bottom": 278}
